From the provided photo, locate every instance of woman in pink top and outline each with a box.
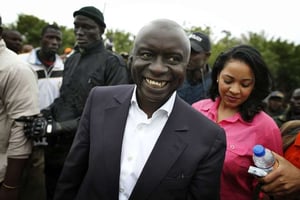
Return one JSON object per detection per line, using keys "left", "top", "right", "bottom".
{"left": 192, "top": 45, "right": 283, "bottom": 200}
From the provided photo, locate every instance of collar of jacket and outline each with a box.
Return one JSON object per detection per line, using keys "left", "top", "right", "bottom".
{"left": 79, "top": 40, "right": 104, "bottom": 56}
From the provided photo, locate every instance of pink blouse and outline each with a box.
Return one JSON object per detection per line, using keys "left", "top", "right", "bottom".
{"left": 192, "top": 98, "right": 283, "bottom": 200}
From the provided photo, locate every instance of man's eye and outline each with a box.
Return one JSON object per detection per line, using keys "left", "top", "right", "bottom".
{"left": 167, "top": 56, "right": 181, "bottom": 64}
{"left": 140, "top": 52, "right": 152, "bottom": 60}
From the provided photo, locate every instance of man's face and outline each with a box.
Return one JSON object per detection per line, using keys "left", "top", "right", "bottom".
{"left": 186, "top": 49, "right": 209, "bottom": 71}
{"left": 73, "top": 15, "right": 101, "bottom": 49}
{"left": 41, "top": 28, "right": 62, "bottom": 56}
{"left": 291, "top": 95, "right": 300, "bottom": 114}
{"left": 4, "top": 30, "right": 23, "bottom": 54}
{"left": 268, "top": 97, "right": 284, "bottom": 112}
{"left": 131, "top": 25, "right": 189, "bottom": 110}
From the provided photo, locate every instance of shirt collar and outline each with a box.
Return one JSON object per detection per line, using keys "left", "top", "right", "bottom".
{"left": 206, "top": 97, "right": 250, "bottom": 125}
{"left": 131, "top": 86, "right": 176, "bottom": 117}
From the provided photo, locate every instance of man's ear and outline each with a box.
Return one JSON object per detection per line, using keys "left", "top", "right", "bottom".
{"left": 99, "top": 26, "right": 105, "bottom": 35}
{"left": 127, "top": 55, "right": 133, "bottom": 70}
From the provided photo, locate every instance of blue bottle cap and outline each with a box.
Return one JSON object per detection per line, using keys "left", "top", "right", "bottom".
{"left": 253, "top": 144, "right": 265, "bottom": 157}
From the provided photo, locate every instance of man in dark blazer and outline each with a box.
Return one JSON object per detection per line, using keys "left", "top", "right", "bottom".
{"left": 54, "top": 19, "right": 226, "bottom": 200}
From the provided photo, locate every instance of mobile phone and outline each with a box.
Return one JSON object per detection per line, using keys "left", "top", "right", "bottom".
{"left": 248, "top": 166, "right": 268, "bottom": 177}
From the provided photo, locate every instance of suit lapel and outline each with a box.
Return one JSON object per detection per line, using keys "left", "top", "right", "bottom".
{"left": 129, "top": 97, "right": 189, "bottom": 200}
{"left": 101, "top": 85, "right": 133, "bottom": 197}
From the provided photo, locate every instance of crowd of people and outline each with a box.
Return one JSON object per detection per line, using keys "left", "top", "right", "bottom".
{"left": 0, "top": 5, "right": 300, "bottom": 200}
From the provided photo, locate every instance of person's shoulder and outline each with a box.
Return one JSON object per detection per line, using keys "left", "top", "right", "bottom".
{"left": 4, "top": 53, "right": 32, "bottom": 73}
{"left": 255, "top": 111, "right": 278, "bottom": 124}
{"left": 192, "top": 98, "right": 213, "bottom": 109}
{"left": 176, "top": 97, "right": 222, "bottom": 129}
{"left": 88, "top": 84, "right": 134, "bottom": 105}
{"left": 104, "top": 50, "right": 127, "bottom": 66}
{"left": 91, "top": 84, "right": 134, "bottom": 96}
{"left": 18, "top": 51, "right": 30, "bottom": 59}
{"left": 252, "top": 111, "right": 281, "bottom": 134}
{"left": 54, "top": 53, "right": 65, "bottom": 68}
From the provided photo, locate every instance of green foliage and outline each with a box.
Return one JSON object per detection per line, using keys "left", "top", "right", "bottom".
{"left": 17, "top": 14, "right": 48, "bottom": 47}
{"left": 4, "top": 14, "right": 75, "bottom": 54}
{"left": 105, "top": 29, "right": 134, "bottom": 54}
{"left": 59, "top": 26, "right": 75, "bottom": 54}
{"left": 3, "top": 14, "right": 300, "bottom": 93}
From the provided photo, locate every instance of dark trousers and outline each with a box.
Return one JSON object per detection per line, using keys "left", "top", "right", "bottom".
{"left": 45, "top": 167, "right": 62, "bottom": 200}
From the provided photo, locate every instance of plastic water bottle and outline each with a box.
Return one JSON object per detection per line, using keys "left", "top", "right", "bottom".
{"left": 252, "top": 144, "right": 277, "bottom": 173}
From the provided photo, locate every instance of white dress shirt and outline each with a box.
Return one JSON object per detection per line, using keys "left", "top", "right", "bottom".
{"left": 119, "top": 86, "right": 176, "bottom": 200}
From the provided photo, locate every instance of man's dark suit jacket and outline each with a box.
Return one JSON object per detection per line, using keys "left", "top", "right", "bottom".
{"left": 54, "top": 84, "right": 226, "bottom": 200}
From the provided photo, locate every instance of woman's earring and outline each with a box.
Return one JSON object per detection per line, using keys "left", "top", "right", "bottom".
{"left": 217, "top": 79, "right": 219, "bottom": 83}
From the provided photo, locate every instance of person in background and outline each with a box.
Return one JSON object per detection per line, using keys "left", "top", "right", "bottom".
{"left": 2, "top": 29, "right": 23, "bottom": 54}
{"left": 265, "top": 90, "right": 286, "bottom": 126}
{"left": 260, "top": 120, "right": 300, "bottom": 200}
{"left": 286, "top": 88, "right": 300, "bottom": 120}
{"left": 177, "top": 32, "right": 212, "bottom": 104}
{"left": 54, "top": 18, "right": 226, "bottom": 200}
{"left": 192, "top": 45, "right": 283, "bottom": 200}
{"left": 60, "top": 47, "right": 72, "bottom": 63}
{"left": 0, "top": 16, "right": 40, "bottom": 200}
{"left": 21, "top": 44, "right": 34, "bottom": 53}
{"left": 19, "top": 6, "right": 129, "bottom": 200}
{"left": 18, "top": 23, "right": 64, "bottom": 200}
{"left": 19, "top": 24, "right": 64, "bottom": 110}
{"left": 275, "top": 88, "right": 300, "bottom": 127}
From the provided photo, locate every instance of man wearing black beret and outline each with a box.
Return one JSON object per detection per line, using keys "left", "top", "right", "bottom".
{"left": 18, "top": 6, "right": 129, "bottom": 200}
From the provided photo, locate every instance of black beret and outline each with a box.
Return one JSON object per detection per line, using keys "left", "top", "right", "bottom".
{"left": 73, "top": 6, "right": 106, "bottom": 28}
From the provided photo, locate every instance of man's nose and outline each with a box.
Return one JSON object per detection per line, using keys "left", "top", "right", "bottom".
{"left": 149, "top": 57, "right": 168, "bottom": 73}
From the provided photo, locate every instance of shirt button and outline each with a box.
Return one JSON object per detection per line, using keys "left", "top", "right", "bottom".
{"left": 119, "top": 188, "right": 124, "bottom": 193}
{"left": 230, "top": 144, "right": 235, "bottom": 149}
{"left": 128, "top": 156, "right": 133, "bottom": 161}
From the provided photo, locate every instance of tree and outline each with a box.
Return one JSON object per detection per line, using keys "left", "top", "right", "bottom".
{"left": 104, "top": 29, "right": 134, "bottom": 54}
{"left": 3, "top": 14, "right": 300, "bottom": 91}
{"left": 4, "top": 14, "right": 75, "bottom": 54}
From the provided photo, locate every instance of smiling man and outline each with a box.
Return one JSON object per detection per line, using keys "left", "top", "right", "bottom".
{"left": 54, "top": 18, "right": 226, "bottom": 200}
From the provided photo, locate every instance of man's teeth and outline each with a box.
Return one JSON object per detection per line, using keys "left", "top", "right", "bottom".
{"left": 146, "top": 78, "right": 167, "bottom": 88}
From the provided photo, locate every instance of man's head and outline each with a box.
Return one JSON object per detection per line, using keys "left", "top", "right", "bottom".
{"left": 40, "top": 24, "right": 62, "bottom": 57}
{"left": 291, "top": 88, "right": 300, "bottom": 115}
{"left": 130, "top": 19, "right": 190, "bottom": 115}
{"left": 189, "top": 32, "right": 211, "bottom": 53}
{"left": 2, "top": 29, "right": 23, "bottom": 54}
{"left": 22, "top": 44, "right": 34, "bottom": 53}
{"left": 268, "top": 91, "right": 285, "bottom": 112}
{"left": 73, "top": 6, "right": 106, "bottom": 50}
{"left": 187, "top": 32, "right": 211, "bottom": 71}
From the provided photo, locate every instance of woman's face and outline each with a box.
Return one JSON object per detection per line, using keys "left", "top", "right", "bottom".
{"left": 217, "top": 59, "right": 255, "bottom": 109}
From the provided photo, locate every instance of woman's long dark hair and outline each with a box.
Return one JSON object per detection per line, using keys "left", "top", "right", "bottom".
{"left": 210, "top": 45, "right": 273, "bottom": 122}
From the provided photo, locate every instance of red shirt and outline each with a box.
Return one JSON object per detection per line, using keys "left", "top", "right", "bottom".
{"left": 284, "top": 132, "right": 300, "bottom": 169}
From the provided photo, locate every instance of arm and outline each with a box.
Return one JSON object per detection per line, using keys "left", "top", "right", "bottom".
{"left": 189, "top": 129, "right": 226, "bottom": 200}
{"left": 260, "top": 152, "right": 300, "bottom": 199}
{"left": 0, "top": 63, "right": 39, "bottom": 200}
{"left": 0, "top": 158, "right": 27, "bottom": 200}
{"left": 53, "top": 88, "right": 93, "bottom": 200}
